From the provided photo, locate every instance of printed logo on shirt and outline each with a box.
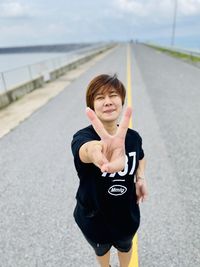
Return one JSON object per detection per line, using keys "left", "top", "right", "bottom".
{"left": 102, "top": 152, "right": 136, "bottom": 178}
{"left": 108, "top": 185, "right": 127, "bottom": 196}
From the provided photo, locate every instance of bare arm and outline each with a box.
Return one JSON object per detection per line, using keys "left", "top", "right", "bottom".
{"left": 79, "top": 141, "right": 108, "bottom": 170}
{"left": 136, "top": 157, "right": 146, "bottom": 180}
{"left": 79, "top": 141, "right": 101, "bottom": 163}
{"left": 135, "top": 157, "right": 148, "bottom": 204}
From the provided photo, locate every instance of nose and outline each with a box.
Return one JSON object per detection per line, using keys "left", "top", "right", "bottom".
{"left": 104, "top": 95, "right": 112, "bottom": 106}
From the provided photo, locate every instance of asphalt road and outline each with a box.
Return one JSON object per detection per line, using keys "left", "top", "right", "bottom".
{"left": 0, "top": 43, "right": 199, "bottom": 267}
{"left": 132, "top": 44, "right": 200, "bottom": 267}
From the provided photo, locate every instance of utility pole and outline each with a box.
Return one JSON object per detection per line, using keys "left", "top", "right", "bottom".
{"left": 171, "top": 0, "right": 178, "bottom": 46}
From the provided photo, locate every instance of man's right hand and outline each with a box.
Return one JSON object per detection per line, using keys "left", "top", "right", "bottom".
{"left": 79, "top": 107, "right": 132, "bottom": 173}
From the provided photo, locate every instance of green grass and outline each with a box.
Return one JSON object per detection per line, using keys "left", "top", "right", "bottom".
{"left": 147, "top": 44, "right": 200, "bottom": 63}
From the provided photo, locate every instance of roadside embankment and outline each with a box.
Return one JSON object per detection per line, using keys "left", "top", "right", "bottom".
{"left": 145, "top": 43, "right": 200, "bottom": 68}
{"left": 0, "top": 44, "right": 118, "bottom": 138}
{"left": 0, "top": 44, "right": 116, "bottom": 110}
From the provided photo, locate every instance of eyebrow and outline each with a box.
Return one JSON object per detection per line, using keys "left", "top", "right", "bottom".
{"left": 95, "top": 93, "right": 104, "bottom": 96}
{"left": 109, "top": 90, "right": 118, "bottom": 93}
{"left": 95, "top": 90, "right": 118, "bottom": 96}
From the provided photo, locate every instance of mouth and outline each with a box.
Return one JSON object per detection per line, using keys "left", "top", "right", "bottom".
{"left": 103, "top": 109, "right": 116, "bottom": 113}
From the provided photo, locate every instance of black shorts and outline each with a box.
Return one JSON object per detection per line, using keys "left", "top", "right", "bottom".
{"left": 84, "top": 235, "right": 133, "bottom": 257}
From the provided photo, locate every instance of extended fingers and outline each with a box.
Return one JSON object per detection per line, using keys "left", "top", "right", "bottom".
{"left": 86, "top": 107, "right": 109, "bottom": 138}
{"left": 117, "top": 107, "right": 132, "bottom": 139}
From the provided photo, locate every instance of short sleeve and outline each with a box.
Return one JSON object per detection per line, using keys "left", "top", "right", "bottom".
{"left": 71, "top": 127, "right": 98, "bottom": 172}
{"left": 138, "top": 134, "right": 145, "bottom": 160}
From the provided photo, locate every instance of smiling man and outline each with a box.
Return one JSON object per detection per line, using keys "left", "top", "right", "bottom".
{"left": 71, "top": 74, "right": 148, "bottom": 267}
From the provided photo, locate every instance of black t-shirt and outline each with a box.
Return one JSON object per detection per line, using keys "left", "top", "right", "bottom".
{"left": 71, "top": 125, "right": 144, "bottom": 243}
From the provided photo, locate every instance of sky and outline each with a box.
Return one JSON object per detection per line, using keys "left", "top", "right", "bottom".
{"left": 0, "top": 0, "right": 200, "bottom": 50}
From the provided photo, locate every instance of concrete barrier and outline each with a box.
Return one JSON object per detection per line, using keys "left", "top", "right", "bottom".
{"left": 0, "top": 77, "right": 44, "bottom": 109}
{"left": 0, "top": 93, "right": 10, "bottom": 109}
{"left": 0, "top": 44, "right": 115, "bottom": 109}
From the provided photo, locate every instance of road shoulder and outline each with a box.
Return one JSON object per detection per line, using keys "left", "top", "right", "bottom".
{"left": 0, "top": 48, "right": 115, "bottom": 139}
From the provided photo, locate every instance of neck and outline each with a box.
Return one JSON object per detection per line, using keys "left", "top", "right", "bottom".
{"left": 102, "top": 121, "right": 118, "bottom": 135}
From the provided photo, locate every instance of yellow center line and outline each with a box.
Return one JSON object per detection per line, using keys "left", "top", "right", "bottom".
{"left": 127, "top": 43, "right": 139, "bottom": 267}
{"left": 127, "top": 44, "right": 133, "bottom": 128}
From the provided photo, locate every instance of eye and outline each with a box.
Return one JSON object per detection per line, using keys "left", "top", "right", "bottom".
{"left": 95, "top": 96, "right": 104, "bottom": 100}
{"left": 110, "top": 93, "right": 118, "bottom": 97}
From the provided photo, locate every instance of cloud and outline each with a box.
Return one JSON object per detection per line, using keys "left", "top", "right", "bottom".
{"left": 179, "top": 0, "right": 200, "bottom": 15}
{"left": 0, "top": 0, "right": 32, "bottom": 19}
{"left": 114, "top": 0, "right": 200, "bottom": 17}
{"left": 0, "top": 0, "right": 199, "bottom": 47}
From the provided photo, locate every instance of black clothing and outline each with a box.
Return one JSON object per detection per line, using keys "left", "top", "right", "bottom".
{"left": 83, "top": 234, "right": 133, "bottom": 256}
{"left": 71, "top": 125, "right": 144, "bottom": 244}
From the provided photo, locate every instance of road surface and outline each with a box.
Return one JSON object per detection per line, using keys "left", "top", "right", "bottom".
{"left": 0, "top": 43, "right": 199, "bottom": 267}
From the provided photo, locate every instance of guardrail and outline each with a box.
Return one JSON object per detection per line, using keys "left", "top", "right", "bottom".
{"left": 0, "top": 43, "right": 116, "bottom": 109}
{"left": 0, "top": 43, "right": 112, "bottom": 94}
{"left": 0, "top": 53, "right": 80, "bottom": 93}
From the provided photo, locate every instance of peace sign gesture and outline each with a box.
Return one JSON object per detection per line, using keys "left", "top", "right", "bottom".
{"left": 85, "top": 106, "right": 132, "bottom": 173}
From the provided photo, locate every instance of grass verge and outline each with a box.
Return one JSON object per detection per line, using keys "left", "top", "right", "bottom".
{"left": 147, "top": 44, "right": 200, "bottom": 63}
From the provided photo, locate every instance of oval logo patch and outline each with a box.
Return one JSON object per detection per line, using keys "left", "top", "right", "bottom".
{"left": 108, "top": 185, "right": 127, "bottom": 196}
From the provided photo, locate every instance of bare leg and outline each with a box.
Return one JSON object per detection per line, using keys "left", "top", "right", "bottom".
{"left": 96, "top": 250, "right": 111, "bottom": 267}
{"left": 117, "top": 248, "right": 132, "bottom": 267}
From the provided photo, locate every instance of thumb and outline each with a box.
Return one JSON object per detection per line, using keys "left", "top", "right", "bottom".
{"left": 94, "top": 150, "right": 108, "bottom": 169}
{"left": 101, "top": 159, "right": 125, "bottom": 174}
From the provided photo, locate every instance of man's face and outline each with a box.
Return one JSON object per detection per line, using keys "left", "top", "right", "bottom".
{"left": 93, "top": 87, "right": 123, "bottom": 123}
